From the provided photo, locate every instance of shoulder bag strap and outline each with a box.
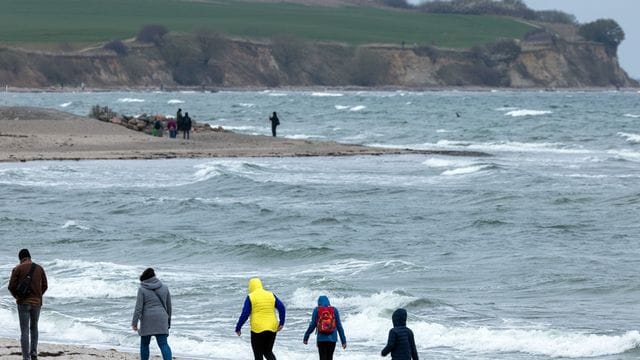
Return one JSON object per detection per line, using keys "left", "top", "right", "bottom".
{"left": 152, "top": 289, "right": 168, "bottom": 314}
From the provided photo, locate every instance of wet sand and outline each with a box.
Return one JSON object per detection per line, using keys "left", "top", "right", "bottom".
{"left": 0, "top": 337, "right": 170, "bottom": 359}
{"left": 0, "top": 106, "right": 487, "bottom": 162}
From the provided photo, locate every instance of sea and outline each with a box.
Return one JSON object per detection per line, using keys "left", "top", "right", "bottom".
{"left": 0, "top": 89, "right": 639, "bottom": 359}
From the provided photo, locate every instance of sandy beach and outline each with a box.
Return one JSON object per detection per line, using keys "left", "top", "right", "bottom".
{"left": 0, "top": 337, "right": 170, "bottom": 359}
{"left": 0, "top": 106, "right": 487, "bottom": 162}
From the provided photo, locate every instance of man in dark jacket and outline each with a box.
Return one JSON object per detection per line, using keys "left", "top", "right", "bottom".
{"left": 269, "top": 112, "right": 280, "bottom": 137}
{"left": 8, "top": 249, "right": 48, "bottom": 360}
{"left": 381, "top": 308, "right": 419, "bottom": 360}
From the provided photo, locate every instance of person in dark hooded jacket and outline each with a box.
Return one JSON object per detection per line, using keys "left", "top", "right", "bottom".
{"left": 381, "top": 308, "right": 418, "bottom": 360}
{"left": 131, "top": 268, "right": 172, "bottom": 360}
{"left": 303, "top": 295, "right": 347, "bottom": 360}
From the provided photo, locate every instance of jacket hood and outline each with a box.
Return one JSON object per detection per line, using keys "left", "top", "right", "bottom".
{"left": 141, "top": 276, "right": 162, "bottom": 290}
{"left": 248, "top": 278, "right": 263, "bottom": 293}
{"left": 317, "top": 295, "right": 330, "bottom": 307}
{"left": 392, "top": 308, "right": 407, "bottom": 327}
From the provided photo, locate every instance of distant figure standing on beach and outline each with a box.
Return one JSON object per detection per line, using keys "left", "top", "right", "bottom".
{"left": 236, "top": 277, "right": 286, "bottom": 360}
{"left": 167, "top": 117, "right": 177, "bottom": 138}
{"left": 269, "top": 112, "right": 280, "bottom": 137}
{"left": 183, "top": 112, "right": 192, "bottom": 140}
{"left": 303, "top": 295, "right": 347, "bottom": 360}
{"left": 8, "top": 249, "right": 48, "bottom": 360}
{"left": 176, "top": 108, "right": 184, "bottom": 135}
{"left": 131, "top": 268, "right": 172, "bottom": 360}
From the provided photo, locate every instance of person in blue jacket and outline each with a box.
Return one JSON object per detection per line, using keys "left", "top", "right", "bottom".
{"left": 303, "top": 295, "right": 347, "bottom": 360}
{"left": 381, "top": 308, "right": 418, "bottom": 360}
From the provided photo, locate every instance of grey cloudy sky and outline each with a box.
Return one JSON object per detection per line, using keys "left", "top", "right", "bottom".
{"left": 409, "top": 0, "right": 639, "bottom": 78}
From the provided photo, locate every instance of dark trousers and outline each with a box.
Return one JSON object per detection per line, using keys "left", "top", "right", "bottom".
{"left": 251, "top": 331, "right": 277, "bottom": 360}
{"left": 18, "top": 304, "right": 40, "bottom": 360}
{"left": 183, "top": 130, "right": 190, "bottom": 139}
{"left": 318, "top": 341, "right": 336, "bottom": 360}
{"left": 271, "top": 124, "right": 277, "bottom": 137}
{"left": 140, "top": 334, "right": 172, "bottom": 360}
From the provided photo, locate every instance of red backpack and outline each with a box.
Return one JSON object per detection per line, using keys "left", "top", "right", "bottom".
{"left": 316, "top": 306, "right": 337, "bottom": 334}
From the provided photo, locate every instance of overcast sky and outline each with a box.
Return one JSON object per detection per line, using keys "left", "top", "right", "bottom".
{"left": 409, "top": 0, "right": 639, "bottom": 78}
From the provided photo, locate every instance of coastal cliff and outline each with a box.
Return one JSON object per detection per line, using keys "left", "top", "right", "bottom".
{"left": 0, "top": 36, "right": 636, "bottom": 89}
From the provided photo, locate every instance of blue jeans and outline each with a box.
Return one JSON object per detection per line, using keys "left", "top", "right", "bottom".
{"left": 140, "top": 334, "right": 172, "bottom": 360}
{"left": 18, "top": 304, "right": 40, "bottom": 360}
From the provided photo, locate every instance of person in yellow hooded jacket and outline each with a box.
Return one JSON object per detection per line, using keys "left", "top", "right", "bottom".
{"left": 236, "top": 278, "right": 286, "bottom": 360}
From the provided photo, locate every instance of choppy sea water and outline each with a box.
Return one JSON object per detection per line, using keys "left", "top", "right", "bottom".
{"left": 0, "top": 90, "right": 639, "bottom": 359}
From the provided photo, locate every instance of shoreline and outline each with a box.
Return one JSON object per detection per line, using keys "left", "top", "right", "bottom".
{"left": 0, "top": 106, "right": 488, "bottom": 163}
{"left": 0, "top": 337, "right": 167, "bottom": 360}
{"left": 1, "top": 85, "right": 638, "bottom": 93}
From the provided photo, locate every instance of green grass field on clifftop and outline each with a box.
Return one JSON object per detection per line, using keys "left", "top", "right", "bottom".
{"left": 0, "top": 0, "right": 534, "bottom": 48}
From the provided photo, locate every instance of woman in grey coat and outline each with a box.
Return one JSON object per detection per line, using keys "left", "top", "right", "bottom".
{"left": 131, "top": 268, "right": 172, "bottom": 360}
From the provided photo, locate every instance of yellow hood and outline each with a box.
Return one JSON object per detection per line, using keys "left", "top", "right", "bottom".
{"left": 248, "top": 278, "right": 263, "bottom": 294}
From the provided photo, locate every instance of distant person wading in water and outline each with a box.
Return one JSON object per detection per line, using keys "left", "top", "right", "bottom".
{"left": 269, "top": 112, "right": 280, "bottom": 137}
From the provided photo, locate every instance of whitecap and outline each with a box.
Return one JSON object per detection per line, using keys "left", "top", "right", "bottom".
{"left": 311, "top": 92, "right": 343, "bottom": 97}
{"left": 60, "top": 102, "right": 72, "bottom": 107}
{"left": 442, "top": 165, "right": 489, "bottom": 176}
{"left": 335, "top": 105, "right": 350, "bottom": 110}
{"left": 61, "top": 220, "right": 90, "bottom": 230}
{"left": 607, "top": 149, "right": 640, "bottom": 161}
{"left": 618, "top": 132, "right": 640, "bottom": 143}
{"left": 495, "top": 106, "right": 519, "bottom": 111}
{"left": 350, "top": 105, "right": 366, "bottom": 111}
{"left": 623, "top": 113, "right": 640, "bottom": 118}
{"left": 423, "top": 158, "right": 473, "bottom": 168}
{"left": 167, "top": 99, "right": 184, "bottom": 104}
{"left": 286, "top": 134, "right": 326, "bottom": 140}
{"left": 117, "top": 98, "right": 145, "bottom": 103}
{"left": 436, "top": 129, "right": 449, "bottom": 133}
{"left": 505, "top": 109, "right": 552, "bottom": 117}
{"left": 409, "top": 325, "right": 640, "bottom": 358}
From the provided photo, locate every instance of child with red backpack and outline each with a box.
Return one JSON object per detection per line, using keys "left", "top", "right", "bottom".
{"left": 303, "top": 295, "right": 347, "bottom": 360}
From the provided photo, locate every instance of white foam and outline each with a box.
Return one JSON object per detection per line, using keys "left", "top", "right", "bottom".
{"left": 422, "top": 158, "right": 473, "bottom": 168}
{"left": 290, "top": 289, "right": 640, "bottom": 358}
{"left": 311, "top": 92, "right": 343, "bottom": 97}
{"left": 411, "top": 324, "right": 640, "bottom": 358}
{"left": 607, "top": 149, "right": 640, "bottom": 161}
{"left": 623, "top": 113, "right": 640, "bottom": 118}
{"left": 61, "top": 220, "right": 90, "bottom": 230}
{"left": 495, "top": 106, "right": 518, "bottom": 111}
{"left": 117, "top": 98, "right": 145, "bottom": 103}
{"left": 60, "top": 102, "right": 72, "bottom": 107}
{"left": 47, "top": 277, "right": 135, "bottom": 299}
{"left": 505, "top": 109, "right": 552, "bottom": 117}
{"left": 222, "top": 125, "right": 262, "bottom": 131}
{"left": 442, "top": 165, "right": 489, "bottom": 176}
{"left": 435, "top": 140, "right": 592, "bottom": 155}
{"left": 436, "top": 129, "right": 449, "bottom": 133}
{"left": 238, "top": 103, "right": 255, "bottom": 108}
{"left": 167, "top": 99, "right": 184, "bottom": 104}
{"left": 350, "top": 105, "right": 366, "bottom": 112}
{"left": 335, "top": 105, "right": 350, "bottom": 110}
{"left": 618, "top": 132, "right": 640, "bottom": 143}
{"left": 285, "top": 134, "right": 326, "bottom": 140}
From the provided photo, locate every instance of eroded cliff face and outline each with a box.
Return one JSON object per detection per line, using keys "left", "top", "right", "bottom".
{"left": 0, "top": 38, "right": 636, "bottom": 89}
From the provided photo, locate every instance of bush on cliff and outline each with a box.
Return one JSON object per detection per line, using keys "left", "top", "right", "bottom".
{"left": 579, "top": 19, "right": 625, "bottom": 56}
{"left": 136, "top": 24, "right": 168, "bottom": 45}
{"left": 104, "top": 39, "right": 128, "bottom": 56}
